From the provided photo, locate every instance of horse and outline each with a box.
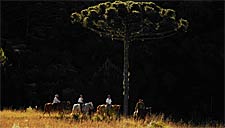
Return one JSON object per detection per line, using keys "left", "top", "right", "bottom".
{"left": 43, "top": 101, "right": 71, "bottom": 116}
{"left": 71, "top": 102, "right": 94, "bottom": 115}
{"left": 133, "top": 106, "right": 152, "bottom": 120}
{"left": 96, "top": 104, "right": 121, "bottom": 119}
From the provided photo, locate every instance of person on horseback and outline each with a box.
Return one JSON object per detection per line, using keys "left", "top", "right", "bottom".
{"left": 52, "top": 94, "right": 61, "bottom": 110}
{"left": 106, "top": 94, "right": 112, "bottom": 116}
{"left": 135, "top": 99, "right": 145, "bottom": 119}
{"left": 78, "top": 94, "right": 84, "bottom": 113}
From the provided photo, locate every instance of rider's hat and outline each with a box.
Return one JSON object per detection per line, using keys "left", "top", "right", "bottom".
{"left": 55, "top": 94, "right": 59, "bottom": 97}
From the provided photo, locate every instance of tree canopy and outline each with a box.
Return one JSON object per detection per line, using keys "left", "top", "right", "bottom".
{"left": 71, "top": 1, "right": 188, "bottom": 41}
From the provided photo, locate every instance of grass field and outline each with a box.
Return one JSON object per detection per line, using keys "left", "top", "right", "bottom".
{"left": 0, "top": 109, "right": 223, "bottom": 128}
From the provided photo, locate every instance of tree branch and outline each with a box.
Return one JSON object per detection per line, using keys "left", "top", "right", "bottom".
{"left": 88, "top": 27, "right": 124, "bottom": 41}
{"left": 130, "top": 29, "right": 178, "bottom": 41}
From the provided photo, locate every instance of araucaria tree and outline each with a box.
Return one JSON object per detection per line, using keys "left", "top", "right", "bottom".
{"left": 71, "top": 1, "right": 188, "bottom": 116}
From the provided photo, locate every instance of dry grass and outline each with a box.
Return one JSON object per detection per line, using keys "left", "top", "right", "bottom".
{"left": 0, "top": 109, "right": 223, "bottom": 128}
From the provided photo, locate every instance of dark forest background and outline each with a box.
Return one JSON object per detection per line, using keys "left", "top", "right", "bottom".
{"left": 0, "top": 1, "right": 224, "bottom": 123}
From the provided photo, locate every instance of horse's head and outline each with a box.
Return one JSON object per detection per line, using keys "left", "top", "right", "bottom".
{"left": 112, "top": 105, "right": 120, "bottom": 111}
{"left": 112, "top": 104, "right": 121, "bottom": 114}
{"left": 88, "top": 102, "right": 94, "bottom": 110}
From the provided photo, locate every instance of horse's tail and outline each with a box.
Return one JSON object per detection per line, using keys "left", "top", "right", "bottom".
{"left": 43, "top": 103, "right": 47, "bottom": 115}
{"left": 44, "top": 103, "right": 47, "bottom": 113}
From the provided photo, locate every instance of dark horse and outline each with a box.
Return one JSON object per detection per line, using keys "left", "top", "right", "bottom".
{"left": 43, "top": 101, "right": 71, "bottom": 116}
{"left": 133, "top": 107, "right": 152, "bottom": 120}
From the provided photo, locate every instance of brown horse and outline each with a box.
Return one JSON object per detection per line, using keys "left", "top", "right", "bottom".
{"left": 43, "top": 101, "right": 71, "bottom": 116}
{"left": 97, "top": 104, "right": 120, "bottom": 119}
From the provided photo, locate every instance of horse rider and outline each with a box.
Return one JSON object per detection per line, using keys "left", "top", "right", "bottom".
{"left": 135, "top": 98, "right": 145, "bottom": 119}
{"left": 52, "top": 94, "right": 61, "bottom": 110}
{"left": 106, "top": 94, "right": 112, "bottom": 116}
{"left": 78, "top": 94, "right": 84, "bottom": 113}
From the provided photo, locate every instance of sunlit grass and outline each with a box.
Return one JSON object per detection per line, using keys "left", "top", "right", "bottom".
{"left": 0, "top": 109, "right": 224, "bottom": 128}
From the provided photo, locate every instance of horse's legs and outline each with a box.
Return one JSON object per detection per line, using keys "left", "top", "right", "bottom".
{"left": 43, "top": 107, "right": 46, "bottom": 115}
{"left": 116, "top": 112, "right": 120, "bottom": 120}
{"left": 106, "top": 108, "right": 109, "bottom": 117}
{"left": 43, "top": 110, "right": 50, "bottom": 116}
{"left": 58, "top": 109, "right": 64, "bottom": 115}
{"left": 106, "top": 110, "right": 111, "bottom": 120}
{"left": 57, "top": 104, "right": 64, "bottom": 117}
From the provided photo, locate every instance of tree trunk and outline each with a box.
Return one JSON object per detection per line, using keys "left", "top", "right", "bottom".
{"left": 123, "top": 36, "right": 129, "bottom": 116}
